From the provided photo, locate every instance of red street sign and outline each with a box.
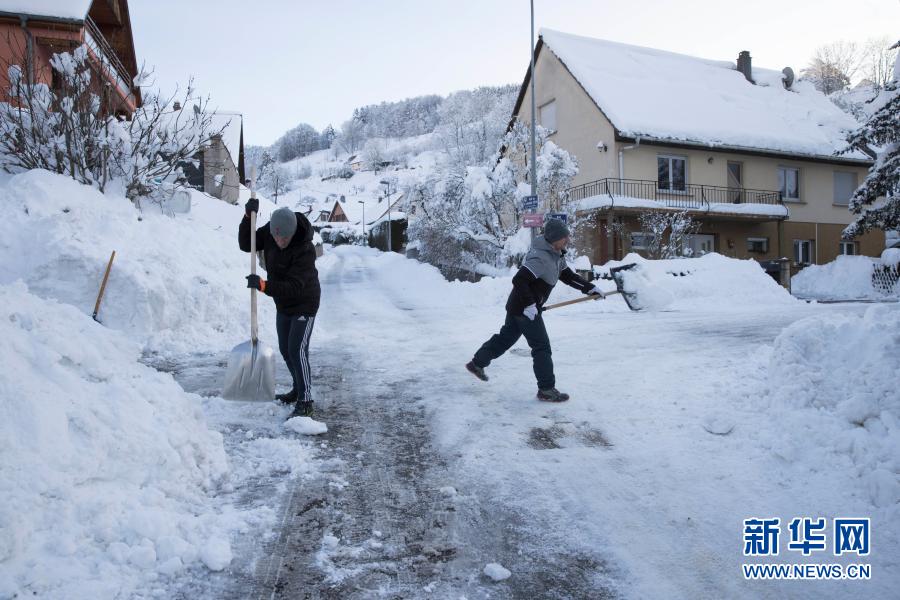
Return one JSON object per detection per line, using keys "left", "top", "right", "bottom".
{"left": 523, "top": 213, "right": 544, "bottom": 228}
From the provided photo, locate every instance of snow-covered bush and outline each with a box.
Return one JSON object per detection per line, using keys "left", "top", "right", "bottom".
{"left": 0, "top": 45, "right": 222, "bottom": 203}
{"left": 635, "top": 210, "right": 701, "bottom": 259}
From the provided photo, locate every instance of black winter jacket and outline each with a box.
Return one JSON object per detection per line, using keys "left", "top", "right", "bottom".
{"left": 505, "top": 262, "right": 593, "bottom": 315}
{"left": 239, "top": 212, "right": 321, "bottom": 316}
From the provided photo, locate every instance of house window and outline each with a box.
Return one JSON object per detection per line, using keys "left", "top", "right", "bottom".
{"left": 833, "top": 171, "right": 858, "bottom": 205}
{"left": 747, "top": 237, "right": 769, "bottom": 253}
{"left": 630, "top": 232, "right": 655, "bottom": 250}
{"left": 793, "top": 239, "right": 814, "bottom": 265}
{"left": 539, "top": 100, "right": 557, "bottom": 133}
{"left": 657, "top": 155, "right": 686, "bottom": 191}
{"left": 778, "top": 167, "right": 800, "bottom": 201}
{"left": 839, "top": 241, "right": 857, "bottom": 255}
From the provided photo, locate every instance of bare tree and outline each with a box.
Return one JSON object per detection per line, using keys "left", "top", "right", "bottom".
{"left": 862, "top": 36, "right": 899, "bottom": 90}
{"left": 336, "top": 118, "right": 364, "bottom": 154}
{"left": 802, "top": 41, "right": 861, "bottom": 95}
{"left": 637, "top": 210, "right": 701, "bottom": 259}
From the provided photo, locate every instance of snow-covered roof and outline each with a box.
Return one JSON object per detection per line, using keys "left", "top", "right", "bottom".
{"left": 208, "top": 112, "right": 242, "bottom": 168}
{"left": 537, "top": 29, "right": 870, "bottom": 162}
{"left": 0, "top": 0, "right": 92, "bottom": 20}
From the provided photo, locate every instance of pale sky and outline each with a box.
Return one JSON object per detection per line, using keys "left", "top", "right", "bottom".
{"left": 129, "top": 0, "right": 900, "bottom": 146}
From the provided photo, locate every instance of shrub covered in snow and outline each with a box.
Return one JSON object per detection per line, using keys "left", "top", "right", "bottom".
{"left": 0, "top": 45, "right": 223, "bottom": 203}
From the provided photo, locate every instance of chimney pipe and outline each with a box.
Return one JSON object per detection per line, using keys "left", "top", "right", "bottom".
{"left": 737, "top": 51, "right": 754, "bottom": 84}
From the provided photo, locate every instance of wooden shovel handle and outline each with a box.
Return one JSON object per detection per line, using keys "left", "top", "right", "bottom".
{"left": 543, "top": 290, "right": 621, "bottom": 311}
{"left": 92, "top": 250, "right": 116, "bottom": 321}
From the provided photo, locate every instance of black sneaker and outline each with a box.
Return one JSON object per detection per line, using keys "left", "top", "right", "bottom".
{"left": 466, "top": 361, "right": 488, "bottom": 381}
{"left": 537, "top": 388, "right": 570, "bottom": 402}
{"left": 276, "top": 389, "right": 298, "bottom": 405}
{"left": 288, "top": 400, "right": 314, "bottom": 419}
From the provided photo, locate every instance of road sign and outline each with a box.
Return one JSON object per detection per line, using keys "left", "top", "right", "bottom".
{"left": 523, "top": 213, "right": 544, "bottom": 228}
{"left": 521, "top": 195, "right": 539, "bottom": 210}
{"left": 548, "top": 212, "right": 568, "bottom": 223}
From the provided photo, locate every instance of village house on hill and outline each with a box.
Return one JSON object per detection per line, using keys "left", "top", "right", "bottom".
{"left": 513, "top": 29, "right": 884, "bottom": 281}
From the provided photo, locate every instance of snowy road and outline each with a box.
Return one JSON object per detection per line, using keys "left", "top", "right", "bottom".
{"left": 158, "top": 246, "right": 896, "bottom": 599}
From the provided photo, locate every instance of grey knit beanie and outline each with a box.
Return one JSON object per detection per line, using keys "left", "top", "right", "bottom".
{"left": 543, "top": 218, "right": 570, "bottom": 243}
{"left": 269, "top": 207, "right": 297, "bottom": 239}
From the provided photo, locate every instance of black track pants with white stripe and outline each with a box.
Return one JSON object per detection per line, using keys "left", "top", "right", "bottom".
{"left": 276, "top": 312, "right": 316, "bottom": 402}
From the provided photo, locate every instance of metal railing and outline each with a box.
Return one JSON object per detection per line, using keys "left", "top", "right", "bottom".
{"left": 565, "top": 178, "right": 783, "bottom": 211}
{"left": 83, "top": 16, "right": 134, "bottom": 103}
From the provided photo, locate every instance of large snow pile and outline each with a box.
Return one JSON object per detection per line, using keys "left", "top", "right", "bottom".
{"left": 0, "top": 170, "right": 279, "bottom": 355}
{"left": 763, "top": 305, "right": 900, "bottom": 508}
{"left": 792, "top": 255, "right": 899, "bottom": 300}
{"left": 0, "top": 282, "right": 236, "bottom": 598}
{"left": 0, "top": 171, "right": 316, "bottom": 598}
{"left": 596, "top": 253, "right": 796, "bottom": 311}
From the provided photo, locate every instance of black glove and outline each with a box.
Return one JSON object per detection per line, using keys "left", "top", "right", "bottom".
{"left": 245, "top": 198, "right": 259, "bottom": 217}
{"left": 246, "top": 274, "right": 263, "bottom": 290}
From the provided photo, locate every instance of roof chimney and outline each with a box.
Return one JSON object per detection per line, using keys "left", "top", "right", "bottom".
{"left": 173, "top": 101, "right": 181, "bottom": 111}
{"left": 737, "top": 51, "right": 754, "bottom": 84}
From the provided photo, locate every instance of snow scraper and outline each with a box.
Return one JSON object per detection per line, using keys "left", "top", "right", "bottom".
{"left": 222, "top": 173, "right": 276, "bottom": 401}
{"left": 543, "top": 263, "right": 641, "bottom": 312}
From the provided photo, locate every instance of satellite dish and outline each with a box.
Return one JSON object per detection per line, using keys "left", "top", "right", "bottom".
{"left": 782, "top": 67, "right": 795, "bottom": 89}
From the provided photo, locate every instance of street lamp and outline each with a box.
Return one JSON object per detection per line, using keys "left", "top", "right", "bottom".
{"left": 357, "top": 200, "right": 366, "bottom": 245}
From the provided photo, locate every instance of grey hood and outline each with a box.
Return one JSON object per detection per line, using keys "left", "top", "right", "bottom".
{"left": 522, "top": 237, "right": 566, "bottom": 286}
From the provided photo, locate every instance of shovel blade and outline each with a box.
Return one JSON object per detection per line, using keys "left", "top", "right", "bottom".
{"left": 221, "top": 339, "right": 276, "bottom": 402}
{"left": 609, "top": 263, "right": 642, "bottom": 312}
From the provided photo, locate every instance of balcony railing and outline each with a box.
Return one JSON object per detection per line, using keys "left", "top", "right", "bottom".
{"left": 83, "top": 16, "right": 135, "bottom": 105}
{"left": 565, "top": 178, "right": 784, "bottom": 211}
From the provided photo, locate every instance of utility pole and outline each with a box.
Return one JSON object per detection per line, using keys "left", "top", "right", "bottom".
{"left": 529, "top": 0, "right": 539, "bottom": 239}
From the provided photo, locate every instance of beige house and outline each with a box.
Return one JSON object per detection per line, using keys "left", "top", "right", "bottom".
{"left": 513, "top": 30, "right": 884, "bottom": 280}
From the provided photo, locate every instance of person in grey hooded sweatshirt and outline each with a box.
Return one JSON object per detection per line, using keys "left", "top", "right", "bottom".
{"left": 465, "top": 218, "right": 605, "bottom": 401}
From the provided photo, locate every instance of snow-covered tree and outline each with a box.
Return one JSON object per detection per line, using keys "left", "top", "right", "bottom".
{"left": 275, "top": 122, "right": 322, "bottom": 162}
{"left": 842, "top": 42, "right": 900, "bottom": 239}
{"left": 259, "top": 163, "right": 293, "bottom": 203}
{"left": 409, "top": 119, "right": 578, "bottom": 272}
{"left": 335, "top": 118, "right": 364, "bottom": 154}
{"left": 434, "top": 85, "right": 517, "bottom": 169}
{"left": 361, "top": 139, "right": 387, "bottom": 172}
{"left": 320, "top": 124, "right": 336, "bottom": 149}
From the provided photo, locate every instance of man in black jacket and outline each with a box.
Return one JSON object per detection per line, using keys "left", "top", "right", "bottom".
{"left": 466, "top": 219, "right": 604, "bottom": 402}
{"left": 240, "top": 200, "right": 321, "bottom": 418}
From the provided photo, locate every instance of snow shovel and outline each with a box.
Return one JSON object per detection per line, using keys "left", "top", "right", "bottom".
{"left": 222, "top": 174, "right": 276, "bottom": 401}
{"left": 542, "top": 263, "right": 641, "bottom": 312}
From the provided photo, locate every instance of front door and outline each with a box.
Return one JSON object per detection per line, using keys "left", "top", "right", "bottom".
{"left": 728, "top": 161, "right": 743, "bottom": 203}
{"left": 685, "top": 234, "right": 716, "bottom": 256}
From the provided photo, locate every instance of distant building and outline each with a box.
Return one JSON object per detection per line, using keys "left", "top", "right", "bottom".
{"left": 181, "top": 111, "right": 245, "bottom": 204}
